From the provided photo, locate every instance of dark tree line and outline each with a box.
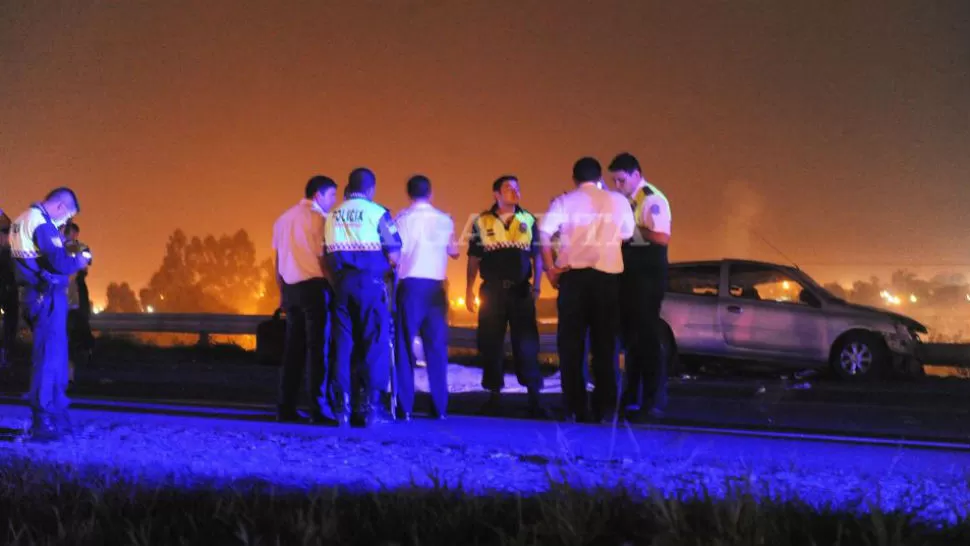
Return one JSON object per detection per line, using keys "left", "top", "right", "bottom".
{"left": 105, "top": 229, "right": 277, "bottom": 315}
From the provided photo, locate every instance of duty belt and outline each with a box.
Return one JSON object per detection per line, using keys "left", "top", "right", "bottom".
{"left": 485, "top": 280, "right": 528, "bottom": 290}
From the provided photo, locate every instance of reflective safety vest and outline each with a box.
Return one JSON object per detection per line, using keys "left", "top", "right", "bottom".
{"left": 9, "top": 204, "right": 75, "bottom": 289}
{"left": 474, "top": 208, "right": 535, "bottom": 252}
{"left": 324, "top": 196, "right": 394, "bottom": 276}
{"left": 9, "top": 206, "right": 49, "bottom": 261}
{"left": 623, "top": 184, "right": 670, "bottom": 285}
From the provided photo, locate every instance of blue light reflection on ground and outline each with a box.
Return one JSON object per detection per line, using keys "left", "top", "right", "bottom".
{"left": 0, "top": 404, "right": 968, "bottom": 527}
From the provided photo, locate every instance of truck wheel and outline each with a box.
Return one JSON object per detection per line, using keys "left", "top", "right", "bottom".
{"left": 831, "top": 332, "right": 887, "bottom": 381}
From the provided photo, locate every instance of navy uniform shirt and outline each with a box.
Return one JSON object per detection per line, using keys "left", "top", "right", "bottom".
{"left": 467, "top": 205, "right": 539, "bottom": 284}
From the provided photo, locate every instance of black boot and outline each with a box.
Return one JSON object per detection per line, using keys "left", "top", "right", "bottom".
{"left": 29, "top": 412, "right": 61, "bottom": 442}
{"left": 330, "top": 392, "right": 351, "bottom": 427}
{"left": 310, "top": 405, "right": 340, "bottom": 427}
{"left": 364, "top": 391, "right": 391, "bottom": 427}
{"left": 478, "top": 390, "right": 503, "bottom": 416}
{"left": 527, "top": 389, "right": 551, "bottom": 419}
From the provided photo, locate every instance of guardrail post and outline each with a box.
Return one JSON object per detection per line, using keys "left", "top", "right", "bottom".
{"left": 197, "top": 331, "right": 211, "bottom": 348}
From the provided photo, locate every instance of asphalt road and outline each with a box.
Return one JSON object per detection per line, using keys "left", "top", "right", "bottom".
{"left": 1, "top": 344, "right": 969, "bottom": 444}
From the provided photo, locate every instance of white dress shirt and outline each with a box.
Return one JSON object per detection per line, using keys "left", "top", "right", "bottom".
{"left": 538, "top": 182, "right": 636, "bottom": 274}
{"left": 272, "top": 199, "right": 326, "bottom": 285}
{"left": 395, "top": 201, "right": 455, "bottom": 281}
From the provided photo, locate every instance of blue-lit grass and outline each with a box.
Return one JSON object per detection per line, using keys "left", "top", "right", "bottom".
{"left": 0, "top": 458, "right": 964, "bottom": 546}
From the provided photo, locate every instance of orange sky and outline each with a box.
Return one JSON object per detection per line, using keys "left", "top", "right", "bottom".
{"left": 1, "top": 1, "right": 968, "bottom": 306}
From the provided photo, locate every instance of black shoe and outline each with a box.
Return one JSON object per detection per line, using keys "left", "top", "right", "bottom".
{"left": 478, "top": 391, "right": 502, "bottom": 417}
{"left": 360, "top": 391, "right": 391, "bottom": 428}
{"left": 29, "top": 413, "right": 62, "bottom": 443}
{"left": 331, "top": 392, "right": 351, "bottom": 427}
{"left": 430, "top": 408, "right": 447, "bottom": 420}
{"left": 528, "top": 403, "right": 552, "bottom": 420}
{"left": 310, "top": 412, "right": 340, "bottom": 427}
{"left": 365, "top": 402, "right": 392, "bottom": 427}
{"left": 397, "top": 412, "right": 413, "bottom": 423}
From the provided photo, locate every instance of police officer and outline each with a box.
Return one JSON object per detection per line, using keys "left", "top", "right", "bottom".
{"left": 272, "top": 176, "right": 339, "bottom": 425}
{"left": 608, "top": 152, "right": 672, "bottom": 421}
{"left": 539, "top": 158, "right": 635, "bottom": 423}
{"left": 467, "top": 175, "right": 548, "bottom": 418}
{"left": 393, "top": 175, "right": 458, "bottom": 421}
{"left": 325, "top": 168, "right": 402, "bottom": 427}
{"left": 9, "top": 188, "right": 90, "bottom": 441}
{"left": 62, "top": 222, "right": 94, "bottom": 382}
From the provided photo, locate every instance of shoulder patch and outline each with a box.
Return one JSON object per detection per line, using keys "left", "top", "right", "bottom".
{"left": 649, "top": 204, "right": 661, "bottom": 215}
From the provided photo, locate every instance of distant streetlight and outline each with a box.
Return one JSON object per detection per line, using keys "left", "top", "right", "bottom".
{"left": 146, "top": 305, "right": 155, "bottom": 313}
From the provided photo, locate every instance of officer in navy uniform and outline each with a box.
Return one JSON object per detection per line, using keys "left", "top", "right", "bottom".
{"left": 466, "top": 175, "right": 548, "bottom": 418}
{"left": 9, "top": 188, "right": 90, "bottom": 441}
{"left": 325, "top": 168, "right": 402, "bottom": 427}
{"left": 608, "top": 152, "right": 673, "bottom": 421}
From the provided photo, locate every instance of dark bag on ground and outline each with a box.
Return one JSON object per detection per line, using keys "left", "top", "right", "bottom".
{"left": 256, "top": 308, "right": 286, "bottom": 366}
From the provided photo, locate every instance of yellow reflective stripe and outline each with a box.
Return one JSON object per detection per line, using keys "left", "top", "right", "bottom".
{"left": 482, "top": 241, "right": 531, "bottom": 252}
{"left": 632, "top": 183, "right": 670, "bottom": 229}
{"left": 476, "top": 211, "right": 535, "bottom": 249}
{"left": 11, "top": 249, "right": 40, "bottom": 259}
{"left": 325, "top": 242, "right": 382, "bottom": 252}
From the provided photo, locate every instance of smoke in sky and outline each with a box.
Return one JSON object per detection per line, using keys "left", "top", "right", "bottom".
{"left": 720, "top": 179, "right": 766, "bottom": 260}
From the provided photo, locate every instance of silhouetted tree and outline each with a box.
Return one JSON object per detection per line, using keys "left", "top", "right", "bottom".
{"left": 139, "top": 228, "right": 269, "bottom": 314}
{"left": 849, "top": 277, "right": 883, "bottom": 306}
{"left": 105, "top": 282, "right": 141, "bottom": 313}
{"left": 253, "top": 257, "right": 279, "bottom": 314}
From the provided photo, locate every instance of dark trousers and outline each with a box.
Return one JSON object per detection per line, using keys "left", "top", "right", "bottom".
{"left": 278, "top": 278, "right": 331, "bottom": 415}
{"left": 333, "top": 273, "right": 391, "bottom": 407}
{"left": 395, "top": 278, "right": 449, "bottom": 415}
{"left": 477, "top": 280, "right": 541, "bottom": 393}
{"left": 620, "top": 273, "right": 667, "bottom": 412}
{"left": 23, "top": 286, "right": 70, "bottom": 418}
{"left": 0, "top": 285, "right": 17, "bottom": 353}
{"left": 556, "top": 269, "right": 620, "bottom": 419}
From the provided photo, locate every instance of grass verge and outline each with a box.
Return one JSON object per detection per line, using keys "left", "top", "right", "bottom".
{"left": 0, "top": 458, "right": 966, "bottom": 545}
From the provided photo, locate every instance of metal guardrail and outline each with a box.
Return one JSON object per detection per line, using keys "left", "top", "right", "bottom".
{"left": 88, "top": 313, "right": 970, "bottom": 366}
{"left": 89, "top": 312, "right": 559, "bottom": 353}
